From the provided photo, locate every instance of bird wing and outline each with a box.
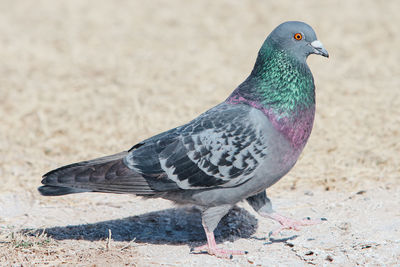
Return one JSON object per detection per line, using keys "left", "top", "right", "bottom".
{"left": 126, "top": 103, "right": 268, "bottom": 190}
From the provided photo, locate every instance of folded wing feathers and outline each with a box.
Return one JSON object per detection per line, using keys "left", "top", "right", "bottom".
{"left": 41, "top": 152, "right": 155, "bottom": 194}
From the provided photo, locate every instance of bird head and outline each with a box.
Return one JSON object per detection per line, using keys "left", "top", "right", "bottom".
{"left": 266, "top": 21, "right": 329, "bottom": 60}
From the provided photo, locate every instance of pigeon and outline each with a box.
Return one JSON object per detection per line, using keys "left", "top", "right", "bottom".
{"left": 39, "top": 21, "right": 328, "bottom": 258}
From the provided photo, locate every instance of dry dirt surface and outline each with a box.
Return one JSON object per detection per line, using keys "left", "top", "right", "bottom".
{"left": 1, "top": 0, "right": 399, "bottom": 266}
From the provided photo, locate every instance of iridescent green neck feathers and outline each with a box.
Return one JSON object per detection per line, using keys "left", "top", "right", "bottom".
{"left": 230, "top": 42, "right": 315, "bottom": 117}
{"left": 227, "top": 39, "right": 316, "bottom": 149}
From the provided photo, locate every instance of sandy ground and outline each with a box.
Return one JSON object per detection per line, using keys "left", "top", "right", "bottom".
{"left": 0, "top": 0, "right": 399, "bottom": 266}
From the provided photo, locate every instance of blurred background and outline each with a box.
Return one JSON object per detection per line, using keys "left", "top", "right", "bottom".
{"left": 0, "top": 0, "right": 399, "bottom": 265}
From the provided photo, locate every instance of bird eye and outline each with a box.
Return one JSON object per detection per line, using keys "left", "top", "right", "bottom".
{"left": 294, "top": 33, "right": 303, "bottom": 41}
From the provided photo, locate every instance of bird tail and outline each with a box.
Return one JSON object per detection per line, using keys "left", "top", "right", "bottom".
{"left": 38, "top": 152, "right": 155, "bottom": 196}
{"left": 38, "top": 185, "right": 87, "bottom": 196}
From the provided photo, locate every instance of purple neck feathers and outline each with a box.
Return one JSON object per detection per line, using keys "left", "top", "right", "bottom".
{"left": 226, "top": 94, "right": 315, "bottom": 150}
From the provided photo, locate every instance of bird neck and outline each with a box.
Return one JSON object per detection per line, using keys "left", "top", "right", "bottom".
{"left": 227, "top": 46, "right": 316, "bottom": 149}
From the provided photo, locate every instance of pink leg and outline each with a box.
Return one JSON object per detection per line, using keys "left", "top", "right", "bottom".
{"left": 191, "top": 228, "right": 247, "bottom": 258}
{"left": 265, "top": 212, "right": 325, "bottom": 236}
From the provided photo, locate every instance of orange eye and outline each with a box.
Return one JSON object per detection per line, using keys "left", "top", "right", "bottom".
{"left": 294, "top": 33, "right": 303, "bottom": 41}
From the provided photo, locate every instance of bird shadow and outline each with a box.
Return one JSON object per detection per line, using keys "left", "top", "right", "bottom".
{"left": 29, "top": 206, "right": 258, "bottom": 246}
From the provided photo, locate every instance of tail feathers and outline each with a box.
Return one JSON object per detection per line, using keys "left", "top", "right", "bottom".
{"left": 38, "top": 185, "right": 89, "bottom": 196}
{"left": 39, "top": 151, "right": 156, "bottom": 196}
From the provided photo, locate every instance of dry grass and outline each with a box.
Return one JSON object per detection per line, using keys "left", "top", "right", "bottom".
{"left": 0, "top": 0, "right": 399, "bottom": 265}
{"left": 0, "top": 225, "right": 140, "bottom": 265}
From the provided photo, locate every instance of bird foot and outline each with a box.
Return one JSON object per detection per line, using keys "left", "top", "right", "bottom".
{"left": 268, "top": 213, "right": 326, "bottom": 237}
{"left": 190, "top": 244, "right": 248, "bottom": 259}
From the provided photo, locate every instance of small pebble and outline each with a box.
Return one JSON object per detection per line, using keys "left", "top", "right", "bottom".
{"left": 326, "top": 255, "right": 334, "bottom": 262}
{"left": 304, "top": 190, "right": 314, "bottom": 196}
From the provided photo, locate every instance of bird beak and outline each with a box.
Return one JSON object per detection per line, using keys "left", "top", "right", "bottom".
{"left": 310, "top": 40, "right": 329, "bottom": 58}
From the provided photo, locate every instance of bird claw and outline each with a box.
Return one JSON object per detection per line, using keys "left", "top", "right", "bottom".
{"left": 190, "top": 245, "right": 247, "bottom": 259}
{"left": 268, "top": 214, "right": 326, "bottom": 237}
